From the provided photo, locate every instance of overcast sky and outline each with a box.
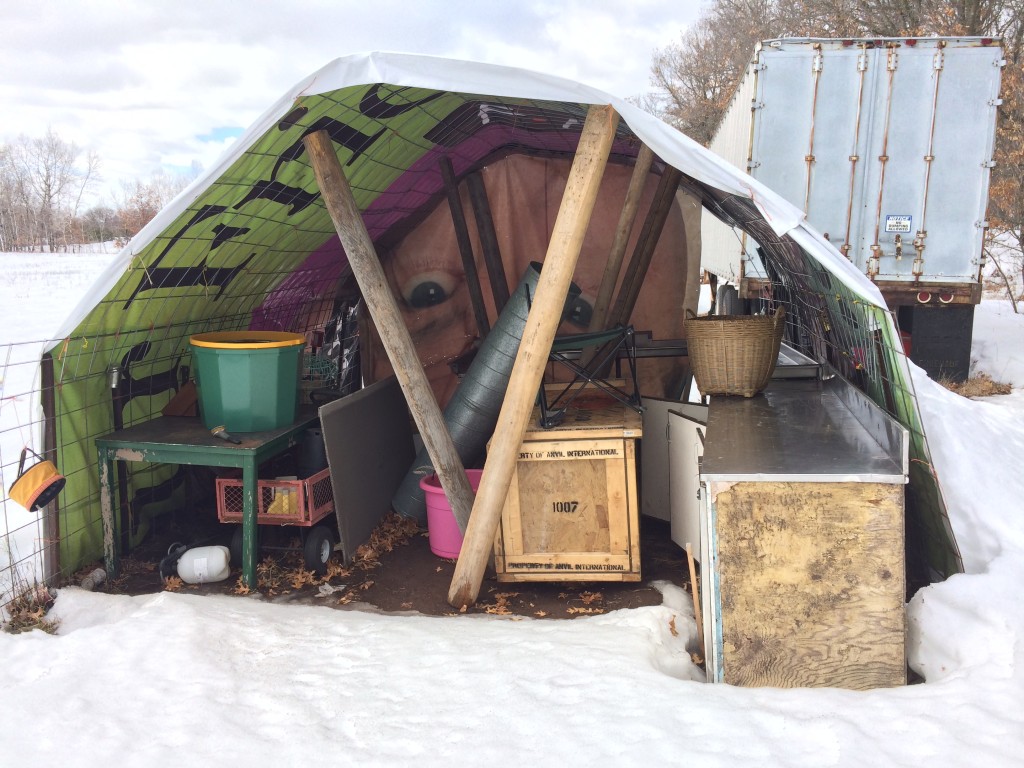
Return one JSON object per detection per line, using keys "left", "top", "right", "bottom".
{"left": 0, "top": 1, "right": 699, "bottom": 206}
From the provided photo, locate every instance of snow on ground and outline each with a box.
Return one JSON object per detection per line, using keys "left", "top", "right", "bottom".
{"left": 2, "top": 256, "right": 1024, "bottom": 766}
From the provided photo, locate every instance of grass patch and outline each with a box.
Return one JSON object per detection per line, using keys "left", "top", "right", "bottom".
{"left": 941, "top": 372, "right": 1012, "bottom": 399}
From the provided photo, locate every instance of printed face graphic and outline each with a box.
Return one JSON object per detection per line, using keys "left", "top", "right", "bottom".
{"left": 373, "top": 154, "right": 697, "bottom": 407}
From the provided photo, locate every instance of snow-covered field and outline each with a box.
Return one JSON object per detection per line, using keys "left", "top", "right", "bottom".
{"left": 0, "top": 251, "right": 119, "bottom": 579}
{"left": 1, "top": 252, "right": 1023, "bottom": 766}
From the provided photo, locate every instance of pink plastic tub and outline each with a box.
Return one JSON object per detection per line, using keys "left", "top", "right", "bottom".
{"left": 419, "top": 469, "right": 482, "bottom": 559}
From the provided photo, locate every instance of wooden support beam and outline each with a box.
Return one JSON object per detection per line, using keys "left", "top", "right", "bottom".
{"left": 304, "top": 131, "right": 476, "bottom": 531}
{"left": 439, "top": 157, "right": 490, "bottom": 337}
{"left": 466, "top": 172, "right": 512, "bottom": 313}
{"left": 609, "top": 165, "right": 683, "bottom": 328}
{"left": 588, "top": 143, "right": 655, "bottom": 335}
{"left": 448, "top": 104, "right": 619, "bottom": 609}
{"left": 41, "top": 352, "right": 61, "bottom": 583}
{"left": 686, "top": 542, "right": 705, "bottom": 660}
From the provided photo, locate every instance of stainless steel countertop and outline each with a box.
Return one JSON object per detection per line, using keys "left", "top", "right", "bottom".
{"left": 700, "top": 377, "right": 907, "bottom": 484}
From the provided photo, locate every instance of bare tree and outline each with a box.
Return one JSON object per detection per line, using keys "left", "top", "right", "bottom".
{"left": 112, "top": 170, "right": 193, "bottom": 244}
{"left": 649, "top": 0, "right": 862, "bottom": 144}
{"left": 0, "top": 130, "right": 99, "bottom": 251}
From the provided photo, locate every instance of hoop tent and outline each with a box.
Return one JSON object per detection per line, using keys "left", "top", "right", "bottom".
{"left": 39, "top": 52, "right": 959, "bottom": 583}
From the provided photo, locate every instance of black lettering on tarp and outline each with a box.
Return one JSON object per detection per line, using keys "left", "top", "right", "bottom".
{"left": 278, "top": 106, "right": 309, "bottom": 130}
{"left": 125, "top": 85, "right": 455, "bottom": 310}
{"left": 124, "top": 254, "right": 256, "bottom": 309}
{"left": 153, "top": 205, "right": 227, "bottom": 265}
{"left": 124, "top": 205, "right": 244, "bottom": 309}
{"left": 359, "top": 84, "right": 444, "bottom": 119}
{"left": 270, "top": 114, "right": 386, "bottom": 180}
{"left": 233, "top": 180, "right": 320, "bottom": 215}
{"left": 210, "top": 223, "right": 251, "bottom": 250}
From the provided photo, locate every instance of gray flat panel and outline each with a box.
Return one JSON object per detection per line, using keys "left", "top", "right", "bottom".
{"left": 319, "top": 376, "right": 414, "bottom": 564}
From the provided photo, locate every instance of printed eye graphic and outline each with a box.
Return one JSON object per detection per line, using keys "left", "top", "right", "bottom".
{"left": 565, "top": 294, "right": 594, "bottom": 328}
{"left": 401, "top": 270, "right": 459, "bottom": 309}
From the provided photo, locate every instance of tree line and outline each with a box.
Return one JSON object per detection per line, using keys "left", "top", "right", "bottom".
{"left": 647, "top": 0, "right": 1024, "bottom": 303}
{"left": 0, "top": 129, "right": 194, "bottom": 253}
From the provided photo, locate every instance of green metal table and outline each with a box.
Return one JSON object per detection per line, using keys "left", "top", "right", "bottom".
{"left": 96, "top": 409, "right": 320, "bottom": 588}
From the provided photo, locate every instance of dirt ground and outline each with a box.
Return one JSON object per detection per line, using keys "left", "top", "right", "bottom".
{"left": 98, "top": 509, "right": 693, "bottom": 620}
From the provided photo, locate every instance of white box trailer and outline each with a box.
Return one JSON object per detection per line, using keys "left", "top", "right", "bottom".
{"left": 702, "top": 37, "right": 1004, "bottom": 380}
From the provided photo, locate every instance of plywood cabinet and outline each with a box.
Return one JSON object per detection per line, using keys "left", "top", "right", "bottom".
{"left": 701, "top": 378, "right": 908, "bottom": 690}
{"left": 711, "top": 479, "right": 905, "bottom": 689}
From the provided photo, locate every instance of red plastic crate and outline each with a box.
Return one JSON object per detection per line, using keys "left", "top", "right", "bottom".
{"left": 216, "top": 467, "right": 334, "bottom": 527}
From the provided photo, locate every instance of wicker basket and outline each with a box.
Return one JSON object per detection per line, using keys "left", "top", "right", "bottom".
{"left": 684, "top": 306, "right": 786, "bottom": 397}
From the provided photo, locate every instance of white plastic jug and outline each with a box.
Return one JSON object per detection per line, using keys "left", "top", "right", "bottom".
{"left": 177, "top": 545, "right": 231, "bottom": 584}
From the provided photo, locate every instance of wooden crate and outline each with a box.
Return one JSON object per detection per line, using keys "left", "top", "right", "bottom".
{"left": 492, "top": 399, "right": 642, "bottom": 582}
{"left": 712, "top": 480, "right": 906, "bottom": 689}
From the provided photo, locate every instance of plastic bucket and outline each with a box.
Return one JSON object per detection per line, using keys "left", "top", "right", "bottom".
{"left": 419, "top": 469, "right": 482, "bottom": 558}
{"left": 190, "top": 331, "right": 305, "bottom": 432}
{"left": 8, "top": 447, "right": 66, "bottom": 512}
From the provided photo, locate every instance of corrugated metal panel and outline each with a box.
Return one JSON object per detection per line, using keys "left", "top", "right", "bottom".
{"left": 703, "top": 38, "right": 1003, "bottom": 288}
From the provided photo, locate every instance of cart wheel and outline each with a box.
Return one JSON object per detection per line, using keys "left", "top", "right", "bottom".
{"left": 230, "top": 526, "right": 244, "bottom": 568}
{"left": 304, "top": 525, "right": 335, "bottom": 575}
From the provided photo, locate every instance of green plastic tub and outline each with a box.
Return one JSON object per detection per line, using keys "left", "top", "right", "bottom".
{"left": 190, "top": 331, "right": 305, "bottom": 432}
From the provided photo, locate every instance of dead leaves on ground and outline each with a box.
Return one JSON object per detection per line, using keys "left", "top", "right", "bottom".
{"left": 470, "top": 588, "right": 608, "bottom": 618}
{"left": 479, "top": 591, "right": 520, "bottom": 615}
{"left": 352, "top": 513, "right": 419, "bottom": 571}
{"left": 211, "top": 512, "right": 420, "bottom": 603}
{"left": 563, "top": 590, "right": 605, "bottom": 616}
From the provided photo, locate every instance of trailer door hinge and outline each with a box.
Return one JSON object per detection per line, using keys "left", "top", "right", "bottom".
{"left": 989, "top": 98, "right": 1004, "bottom": 106}
{"left": 857, "top": 53, "right": 868, "bottom": 72}
{"left": 747, "top": 160, "right": 761, "bottom": 170}
{"left": 976, "top": 220, "right": 990, "bottom": 229}
{"left": 933, "top": 50, "right": 945, "bottom": 70}
{"left": 751, "top": 100, "right": 765, "bottom": 110}
{"left": 982, "top": 160, "right": 997, "bottom": 169}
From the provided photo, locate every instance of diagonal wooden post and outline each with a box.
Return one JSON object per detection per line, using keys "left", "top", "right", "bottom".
{"left": 609, "top": 165, "right": 683, "bottom": 328}
{"left": 587, "top": 143, "right": 655, "bottom": 336}
{"left": 304, "top": 130, "right": 475, "bottom": 530}
{"left": 448, "top": 104, "right": 619, "bottom": 608}
{"left": 466, "top": 172, "right": 512, "bottom": 314}
{"left": 439, "top": 156, "right": 490, "bottom": 338}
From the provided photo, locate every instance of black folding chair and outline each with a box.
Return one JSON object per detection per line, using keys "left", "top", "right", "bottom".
{"left": 537, "top": 324, "right": 643, "bottom": 428}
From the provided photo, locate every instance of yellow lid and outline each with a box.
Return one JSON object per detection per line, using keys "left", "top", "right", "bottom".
{"left": 190, "top": 331, "right": 305, "bottom": 350}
